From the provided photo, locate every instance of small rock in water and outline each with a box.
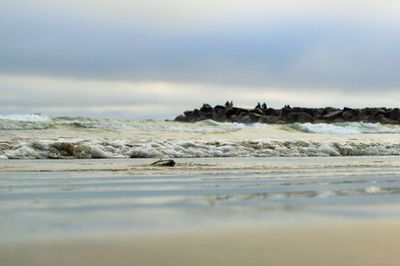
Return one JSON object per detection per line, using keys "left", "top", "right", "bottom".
{"left": 151, "top": 159, "right": 176, "bottom": 167}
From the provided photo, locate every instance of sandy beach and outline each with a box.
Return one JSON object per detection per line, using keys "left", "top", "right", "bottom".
{"left": 2, "top": 157, "right": 400, "bottom": 265}
{"left": 2, "top": 119, "right": 400, "bottom": 266}
{"left": 2, "top": 220, "right": 400, "bottom": 266}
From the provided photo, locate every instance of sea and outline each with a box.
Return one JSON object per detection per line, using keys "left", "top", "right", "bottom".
{"left": 1, "top": 114, "right": 400, "bottom": 265}
{"left": 2, "top": 113, "right": 400, "bottom": 159}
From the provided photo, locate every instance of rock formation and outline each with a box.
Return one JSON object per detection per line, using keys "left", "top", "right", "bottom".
{"left": 174, "top": 103, "right": 400, "bottom": 124}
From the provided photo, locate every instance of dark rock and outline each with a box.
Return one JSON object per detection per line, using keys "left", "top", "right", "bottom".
{"left": 360, "top": 108, "right": 372, "bottom": 116}
{"left": 237, "top": 114, "right": 253, "bottom": 123}
{"left": 259, "top": 116, "right": 280, "bottom": 123}
{"left": 173, "top": 102, "right": 400, "bottom": 124}
{"left": 388, "top": 108, "right": 400, "bottom": 121}
{"left": 380, "top": 117, "right": 396, "bottom": 124}
{"left": 322, "top": 107, "right": 340, "bottom": 115}
{"left": 175, "top": 114, "right": 187, "bottom": 122}
{"left": 280, "top": 107, "right": 292, "bottom": 118}
{"left": 226, "top": 107, "right": 249, "bottom": 118}
{"left": 229, "top": 115, "right": 239, "bottom": 122}
{"left": 184, "top": 110, "right": 193, "bottom": 117}
{"left": 252, "top": 108, "right": 265, "bottom": 116}
{"left": 372, "top": 108, "right": 386, "bottom": 117}
{"left": 374, "top": 113, "right": 386, "bottom": 122}
{"left": 249, "top": 113, "right": 263, "bottom": 123}
{"left": 287, "top": 112, "right": 313, "bottom": 123}
{"left": 212, "top": 111, "right": 228, "bottom": 122}
{"left": 322, "top": 110, "right": 343, "bottom": 120}
{"left": 204, "top": 112, "right": 213, "bottom": 119}
{"left": 200, "top": 103, "right": 213, "bottom": 113}
{"left": 343, "top": 107, "right": 356, "bottom": 112}
{"left": 151, "top": 159, "right": 176, "bottom": 167}
{"left": 214, "top": 105, "right": 226, "bottom": 112}
{"left": 191, "top": 109, "right": 207, "bottom": 121}
{"left": 291, "top": 107, "right": 303, "bottom": 113}
{"left": 342, "top": 110, "right": 355, "bottom": 120}
{"left": 310, "top": 108, "right": 324, "bottom": 119}
{"left": 264, "top": 108, "right": 278, "bottom": 116}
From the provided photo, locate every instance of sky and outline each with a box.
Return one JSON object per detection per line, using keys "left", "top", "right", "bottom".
{"left": 1, "top": 0, "right": 400, "bottom": 119}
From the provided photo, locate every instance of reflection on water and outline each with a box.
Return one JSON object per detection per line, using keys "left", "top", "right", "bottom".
{"left": 1, "top": 157, "right": 400, "bottom": 242}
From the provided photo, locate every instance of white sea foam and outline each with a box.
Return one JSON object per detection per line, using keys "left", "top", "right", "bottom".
{"left": 1, "top": 114, "right": 400, "bottom": 134}
{"left": 1, "top": 114, "right": 400, "bottom": 159}
{"left": 3, "top": 139, "right": 400, "bottom": 159}
{"left": 365, "top": 186, "right": 381, "bottom": 194}
{"left": 290, "top": 122, "right": 400, "bottom": 134}
{"left": 0, "top": 116, "right": 261, "bottom": 132}
{"left": 0, "top": 114, "right": 50, "bottom": 122}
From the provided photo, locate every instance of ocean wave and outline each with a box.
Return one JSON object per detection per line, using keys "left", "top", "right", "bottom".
{"left": 289, "top": 122, "right": 400, "bottom": 134}
{"left": 2, "top": 139, "right": 400, "bottom": 159}
{"left": 0, "top": 114, "right": 50, "bottom": 122}
{"left": 0, "top": 115, "right": 265, "bottom": 133}
{"left": 1, "top": 114, "right": 400, "bottom": 135}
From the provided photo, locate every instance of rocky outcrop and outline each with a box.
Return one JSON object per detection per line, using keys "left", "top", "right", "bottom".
{"left": 174, "top": 103, "right": 400, "bottom": 124}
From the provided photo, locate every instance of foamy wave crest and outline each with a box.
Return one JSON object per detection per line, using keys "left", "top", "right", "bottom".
{"left": 2, "top": 139, "right": 400, "bottom": 159}
{"left": 289, "top": 122, "right": 400, "bottom": 134}
{"left": 0, "top": 115, "right": 267, "bottom": 133}
{"left": 0, "top": 114, "right": 50, "bottom": 122}
{"left": 2, "top": 114, "right": 400, "bottom": 135}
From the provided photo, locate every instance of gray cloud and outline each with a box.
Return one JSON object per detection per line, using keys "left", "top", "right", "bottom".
{"left": 1, "top": 75, "right": 400, "bottom": 119}
{"left": 1, "top": 2, "right": 400, "bottom": 91}
{"left": 1, "top": 0, "right": 400, "bottom": 118}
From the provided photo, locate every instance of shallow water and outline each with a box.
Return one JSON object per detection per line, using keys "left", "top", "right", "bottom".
{"left": 2, "top": 157, "right": 400, "bottom": 243}
{"left": 1, "top": 115, "right": 400, "bottom": 159}
{"left": 2, "top": 115, "right": 400, "bottom": 264}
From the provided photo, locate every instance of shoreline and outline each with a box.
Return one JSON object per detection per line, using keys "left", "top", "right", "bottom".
{"left": 2, "top": 155, "right": 400, "bottom": 172}
{"left": 2, "top": 220, "right": 400, "bottom": 266}
{"left": 2, "top": 157, "right": 400, "bottom": 265}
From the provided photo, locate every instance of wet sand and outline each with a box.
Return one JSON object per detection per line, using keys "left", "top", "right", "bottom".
{"left": 2, "top": 220, "right": 400, "bottom": 266}
{"left": 2, "top": 157, "right": 400, "bottom": 265}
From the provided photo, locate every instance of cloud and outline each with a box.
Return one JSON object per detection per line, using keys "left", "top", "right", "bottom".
{"left": 2, "top": 16, "right": 399, "bottom": 90}
{"left": 1, "top": 0, "right": 400, "bottom": 117}
{"left": 1, "top": 74, "right": 399, "bottom": 119}
{"left": 3, "top": 1, "right": 400, "bottom": 30}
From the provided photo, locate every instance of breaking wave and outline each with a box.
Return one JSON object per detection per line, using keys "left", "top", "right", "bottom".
{"left": 0, "top": 114, "right": 266, "bottom": 132}
{"left": 2, "top": 139, "right": 400, "bottom": 159}
{"left": 0, "top": 113, "right": 51, "bottom": 122}
{"left": 290, "top": 122, "right": 400, "bottom": 134}
{"left": 2, "top": 114, "right": 400, "bottom": 159}
{"left": 1, "top": 114, "right": 400, "bottom": 134}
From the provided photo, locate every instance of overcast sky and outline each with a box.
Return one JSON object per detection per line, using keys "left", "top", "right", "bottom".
{"left": 1, "top": 0, "right": 400, "bottom": 119}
